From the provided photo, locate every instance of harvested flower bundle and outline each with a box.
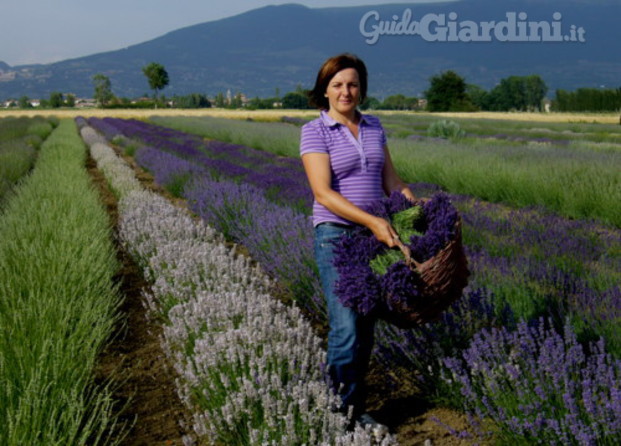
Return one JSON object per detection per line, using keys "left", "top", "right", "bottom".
{"left": 332, "top": 192, "right": 469, "bottom": 327}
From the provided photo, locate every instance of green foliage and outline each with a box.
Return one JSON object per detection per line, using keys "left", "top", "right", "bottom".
{"left": 425, "top": 70, "right": 474, "bottom": 112}
{"left": 65, "top": 93, "right": 76, "bottom": 107}
{"left": 378, "top": 94, "right": 420, "bottom": 110}
{"left": 142, "top": 62, "right": 170, "bottom": 101}
{"left": 213, "top": 92, "right": 227, "bottom": 108}
{"left": 150, "top": 115, "right": 301, "bottom": 158}
{"left": 27, "top": 121, "right": 53, "bottom": 140}
{"left": 389, "top": 135, "right": 621, "bottom": 228}
{"left": 554, "top": 87, "right": 621, "bottom": 112}
{"left": 360, "top": 96, "right": 381, "bottom": 110}
{"left": 0, "top": 119, "right": 123, "bottom": 445}
{"left": 48, "top": 91, "right": 64, "bottom": 108}
{"left": 370, "top": 206, "right": 424, "bottom": 275}
{"left": 281, "top": 91, "right": 311, "bottom": 109}
{"left": 486, "top": 75, "right": 548, "bottom": 111}
{"left": 246, "top": 96, "right": 278, "bottom": 110}
{"left": 154, "top": 113, "right": 621, "bottom": 227}
{"left": 92, "top": 74, "right": 113, "bottom": 108}
{"left": 172, "top": 93, "right": 211, "bottom": 108}
{"left": 427, "top": 119, "right": 466, "bottom": 139}
{"left": 18, "top": 96, "right": 32, "bottom": 109}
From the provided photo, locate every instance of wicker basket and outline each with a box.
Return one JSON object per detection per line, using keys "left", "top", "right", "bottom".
{"left": 379, "top": 218, "right": 470, "bottom": 328}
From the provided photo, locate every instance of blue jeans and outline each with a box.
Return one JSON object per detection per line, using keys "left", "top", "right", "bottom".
{"left": 314, "top": 223, "right": 375, "bottom": 416}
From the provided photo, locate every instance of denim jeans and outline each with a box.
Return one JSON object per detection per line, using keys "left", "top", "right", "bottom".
{"left": 314, "top": 222, "right": 375, "bottom": 416}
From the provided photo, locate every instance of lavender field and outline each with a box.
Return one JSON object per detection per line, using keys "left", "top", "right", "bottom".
{"left": 83, "top": 115, "right": 621, "bottom": 445}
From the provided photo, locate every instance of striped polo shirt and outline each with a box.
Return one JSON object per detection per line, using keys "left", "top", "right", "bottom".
{"left": 300, "top": 110, "right": 387, "bottom": 227}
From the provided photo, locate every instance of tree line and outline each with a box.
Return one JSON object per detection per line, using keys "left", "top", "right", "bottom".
{"left": 6, "top": 62, "right": 620, "bottom": 113}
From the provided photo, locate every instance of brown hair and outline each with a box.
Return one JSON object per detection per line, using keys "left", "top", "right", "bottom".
{"left": 308, "top": 53, "right": 368, "bottom": 110}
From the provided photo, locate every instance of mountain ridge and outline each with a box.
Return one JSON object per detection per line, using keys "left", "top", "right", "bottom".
{"left": 1, "top": 0, "right": 619, "bottom": 100}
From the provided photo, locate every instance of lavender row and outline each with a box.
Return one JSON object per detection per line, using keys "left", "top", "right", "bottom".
{"left": 79, "top": 125, "right": 394, "bottom": 445}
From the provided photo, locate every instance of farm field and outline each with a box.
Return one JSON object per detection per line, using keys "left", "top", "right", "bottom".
{"left": 1, "top": 110, "right": 619, "bottom": 445}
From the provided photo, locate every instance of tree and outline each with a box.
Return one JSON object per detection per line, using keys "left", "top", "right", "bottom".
{"left": 173, "top": 93, "right": 211, "bottom": 109}
{"left": 230, "top": 92, "right": 243, "bottom": 108}
{"left": 524, "top": 75, "right": 548, "bottom": 111}
{"left": 282, "top": 91, "right": 311, "bottom": 109}
{"left": 92, "top": 74, "right": 113, "bottom": 108}
{"left": 487, "top": 75, "right": 547, "bottom": 111}
{"left": 18, "top": 96, "right": 32, "bottom": 109}
{"left": 214, "top": 92, "right": 226, "bottom": 108}
{"left": 360, "top": 96, "right": 381, "bottom": 110}
{"left": 247, "top": 96, "right": 276, "bottom": 110}
{"left": 380, "top": 94, "right": 419, "bottom": 110}
{"left": 49, "top": 91, "right": 64, "bottom": 108}
{"left": 466, "top": 84, "right": 487, "bottom": 110}
{"left": 65, "top": 94, "right": 76, "bottom": 108}
{"left": 142, "top": 62, "right": 169, "bottom": 107}
{"left": 425, "top": 70, "right": 473, "bottom": 112}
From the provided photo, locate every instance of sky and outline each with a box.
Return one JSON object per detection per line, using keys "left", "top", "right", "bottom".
{"left": 0, "top": 0, "right": 456, "bottom": 67}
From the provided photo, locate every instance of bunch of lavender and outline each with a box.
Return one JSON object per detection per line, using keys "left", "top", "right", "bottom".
{"left": 332, "top": 191, "right": 460, "bottom": 317}
{"left": 443, "top": 318, "right": 621, "bottom": 445}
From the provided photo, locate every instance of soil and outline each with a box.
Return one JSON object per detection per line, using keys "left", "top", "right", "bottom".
{"left": 87, "top": 151, "right": 475, "bottom": 446}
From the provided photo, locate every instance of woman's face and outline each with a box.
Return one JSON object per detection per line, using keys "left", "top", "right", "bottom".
{"left": 324, "top": 68, "right": 360, "bottom": 116}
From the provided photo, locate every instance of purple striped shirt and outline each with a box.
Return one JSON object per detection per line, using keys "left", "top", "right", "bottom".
{"left": 300, "top": 110, "right": 387, "bottom": 227}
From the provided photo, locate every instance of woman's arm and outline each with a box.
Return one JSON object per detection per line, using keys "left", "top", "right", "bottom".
{"left": 381, "top": 145, "right": 416, "bottom": 202}
{"left": 302, "top": 152, "right": 401, "bottom": 248}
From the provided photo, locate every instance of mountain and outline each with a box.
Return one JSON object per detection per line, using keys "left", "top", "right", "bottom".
{"left": 1, "top": 0, "right": 619, "bottom": 100}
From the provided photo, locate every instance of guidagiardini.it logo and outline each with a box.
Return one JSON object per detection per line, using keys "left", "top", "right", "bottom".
{"left": 359, "top": 9, "right": 586, "bottom": 45}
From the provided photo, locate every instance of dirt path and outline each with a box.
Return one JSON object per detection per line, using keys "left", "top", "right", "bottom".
{"left": 88, "top": 155, "right": 192, "bottom": 445}
{"left": 87, "top": 149, "right": 475, "bottom": 446}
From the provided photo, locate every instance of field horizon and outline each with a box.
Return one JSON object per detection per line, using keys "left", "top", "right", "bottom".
{"left": 1, "top": 108, "right": 620, "bottom": 124}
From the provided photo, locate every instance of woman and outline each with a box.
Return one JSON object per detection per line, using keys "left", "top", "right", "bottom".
{"left": 300, "top": 53, "right": 415, "bottom": 431}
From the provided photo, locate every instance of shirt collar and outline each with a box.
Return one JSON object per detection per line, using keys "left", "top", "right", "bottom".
{"left": 320, "top": 110, "right": 369, "bottom": 127}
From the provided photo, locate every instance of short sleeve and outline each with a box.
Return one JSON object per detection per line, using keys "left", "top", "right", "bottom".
{"left": 300, "top": 122, "right": 328, "bottom": 156}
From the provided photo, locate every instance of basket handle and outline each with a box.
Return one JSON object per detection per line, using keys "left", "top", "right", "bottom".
{"left": 393, "top": 238, "right": 422, "bottom": 270}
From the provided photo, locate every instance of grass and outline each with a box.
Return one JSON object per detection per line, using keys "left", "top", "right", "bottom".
{"left": 389, "top": 137, "right": 621, "bottom": 227}
{"left": 0, "top": 119, "right": 124, "bottom": 445}
{"left": 150, "top": 115, "right": 301, "bottom": 157}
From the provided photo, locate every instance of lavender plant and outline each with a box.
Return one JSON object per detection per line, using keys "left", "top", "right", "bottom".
{"left": 443, "top": 318, "right": 621, "bottom": 445}
{"left": 374, "top": 286, "right": 515, "bottom": 408}
{"left": 0, "top": 120, "right": 123, "bottom": 445}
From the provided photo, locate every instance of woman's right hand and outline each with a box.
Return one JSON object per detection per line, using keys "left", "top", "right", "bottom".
{"left": 368, "top": 216, "right": 400, "bottom": 248}
{"left": 368, "top": 216, "right": 413, "bottom": 263}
